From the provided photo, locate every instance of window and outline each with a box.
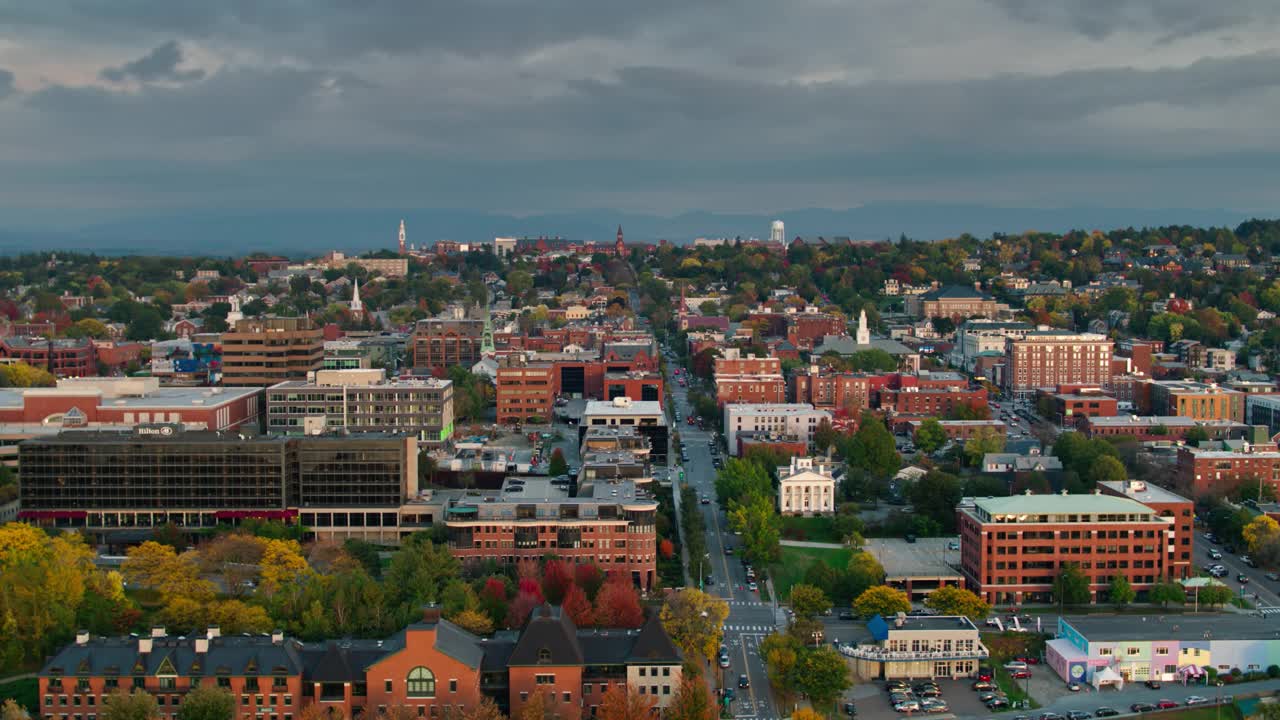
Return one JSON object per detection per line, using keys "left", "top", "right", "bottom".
{"left": 535, "top": 675, "right": 556, "bottom": 685}
{"left": 449, "top": 680, "right": 457, "bottom": 693}
{"left": 406, "top": 668, "right": 436, "bottom": 698}
{"left": 537, "top": 649, "right": 552, "bottom": 664}
{"left": 385, "top": 680, "right": 393, "bottom": 693}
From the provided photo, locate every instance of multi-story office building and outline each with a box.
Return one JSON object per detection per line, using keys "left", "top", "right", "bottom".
{"left": 1248, "top": 394, "right": 1280, "bottom": 436}
{"left": 496, "top": 362, "right": 556, "bottom": 424}
{"left": 579, "top": 427, "right": 651, "bottom": 460}
{"left": 956, "top": 488, "right": 1193, "bottom": 605}
{"left": 320, "top": 251, "right": 409, "bottom": 277}
{"left": 713, "top": 351, "right": 785, "bottom": 406}
{"left": 791, "top": 368, "right": 874, "bottom": 415}
{"left": 40, "top": 607, "right": 682, "bottom": 720}
{"left": 17, "top": 427, "right": 419, "bottom": 544}
{"left": 1135, "top": 379, "right": 1246, "bottom": 423}
{"left": 220, "top": 317, "right": 323, "bottom": 387}
{"left": 878, "top": 387, "right": 988, "bottom": 417}
{"left": 1097, "top": 480, "right": 1194, "bottom": 581}
{"left": 267, "top": 369, "right": 454, "bottom": 444}
{"left": 1004, "top": 331, "right": 1113, "bottom": 396}
{"left": 443, "top": 476, "right": 658, "bottom": 589}
{"left": 410, "top": 314, "right": 486, "bottom": 372}
{"left": 581, "top": 398, "right": 668, "bottom": 465}
{"left": 724, "top": 403, "right": 831, "bottom": 457}
{"left": 1081, "top": 415, "right": 1248, "bottom": 443}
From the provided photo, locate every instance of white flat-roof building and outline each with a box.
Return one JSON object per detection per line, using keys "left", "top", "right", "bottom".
{"left": 724, "top": 403, "right": 831, "bottom": 456}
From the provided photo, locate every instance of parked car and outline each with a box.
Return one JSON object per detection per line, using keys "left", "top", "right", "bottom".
{"left": 1155, "top": 700, "right": 1178, "bottom": 710}
{"left": 971, "top": 681, "right": 996, "bottom": 691}
{"left": 920, "top": 698, "right": 948, "bottom": 714}
{"left": 1004, "top": 661, "right": 1029, "bottom": 671}
{"left": 1130, "top": 703, "right": 1155, "bottom": 713}
{"left": 1184, "top": 696, "right": 1209, "bottom": 706}
{"left": 1067, "top": 682, "right": 1081, "bottom": 692}
{"left": 1266, "top": 572, "right": 1280, "bottom": 582}
{"left": 986, "top": 698, "right": 1010, "bottom": 710}
{"left": 1144, "top": 679, "right": 1161, "bottom": 689}
{"left": 1066, "top": 712, "right": 1091, "bottom": 720}
{"left": 1094, "top": 709, "right": 1120, "bottom": 717}
{"left": 1011, "top": 670, "right": 1032, "bottom": 679}
{"left": 842, "top": 702, "right": 857, "bottom": 717}
{"left": 893, "top": 700, "right": 921, "bottom": 713}
{"left": 1208, "top": 549, "right": 1222, "bottom": 560}
{"left": 1015, "top": 655, "right": 1040, "bottom": 665}
{"left": 977, "top": 666, "right": 994, "bottom": 681}
{"left": 978, "top": 691, "right": 1006, "bottom": 703}
{"left": 839, "top": 611, "right": 855, "bottom": 620}
{"left": 947, "top": 540, "right": 960, "bottom": 550}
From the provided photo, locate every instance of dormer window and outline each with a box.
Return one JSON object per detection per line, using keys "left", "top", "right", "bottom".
{"left": 537, "top": 648, "right": 552, "bottom": 664}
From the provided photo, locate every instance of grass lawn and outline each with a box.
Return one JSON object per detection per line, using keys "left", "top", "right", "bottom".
{"left": 0, "top": 677, "right": 38, "bottom": 712}
{"left": 771, "top": 545, "right": 854, "bottom": 600}
{"left": 1158, "top": 708, "right": 1241, "bottom": 720}
{"left": 779, "top": 515, "right": 843, "bottom": 544}
{"left": 991, "top": 665, "right": 1039, "bottom": 710}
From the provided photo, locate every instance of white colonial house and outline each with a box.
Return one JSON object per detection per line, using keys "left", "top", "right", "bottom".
{"left": 777, "top": 456, "right": 836, "bottom": 516}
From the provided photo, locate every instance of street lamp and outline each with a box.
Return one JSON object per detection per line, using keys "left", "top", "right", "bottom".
{"left": 1215, "top": 680, "right": 1224, "bottom": 720}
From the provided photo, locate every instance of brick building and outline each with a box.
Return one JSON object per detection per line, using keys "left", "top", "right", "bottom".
{"left": 1098, "top": 480, "right": 1195, "bottom": 582}
{"left": 791, "top": 367, "right": 874, "bottom": 415}
{"left": 901, "top": 419, "right": 1006, "bottom": 440}
{"left": 1176, "top": 444, "right": 1280, "bottom": 497}
{"left": 879, "top": 387, "right": 988, "bottom": 417}
{"left": 713, "top": 351, "right": 785, "bottom": 406}
{"left": 443, "top": 477, "right": 658, "bottom": 589}
{"left": 1045, "top": 389, "right": 1118, "bottom": 424}
{"left": 1004, "top": 331, "right": 1114, "bottom": 396}
{"left": 905, "top": 285, "right": 999, "bottom": 321}
{"left": 497, "top": 362, "right": 556, "bottom": 424}
{"left": 0, "top": 377, "right": 260, "bottom": 431}
{"left": 0, "top": 337, "right": 95, "bottom": 377}
{"left": 957, "top": 488, "right": 1193, "bottom": 605}
{"left": 1081, "top": 415, "right": 1248, "bottom": 443}
{"left": 220, "top": 317, "right": 323, "bottom": 387}
{"left": 39, "top": 607, "right": 682, "bottom": 720}
{"left": 786, "top": 313, "right": 847, "bottom": 351}
{"left": 410, "top": 316, "right": 486, "bottom": 373}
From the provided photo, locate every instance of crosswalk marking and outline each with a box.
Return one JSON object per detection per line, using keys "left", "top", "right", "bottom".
{"left": 725, "top": 625, "right": 775, "bottom": 632}
{"left": 1258, "top": 605, "right": 1280, "bottom": 616}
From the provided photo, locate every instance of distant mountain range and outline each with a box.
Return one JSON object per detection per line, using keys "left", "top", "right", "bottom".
{"left": 0, "top": 204, "right": 1266, "bottom": 256}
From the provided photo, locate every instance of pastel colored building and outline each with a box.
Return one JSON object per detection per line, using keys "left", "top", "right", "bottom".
{"left": 1047, "top": 614, "right": 1280, "bottom": 687}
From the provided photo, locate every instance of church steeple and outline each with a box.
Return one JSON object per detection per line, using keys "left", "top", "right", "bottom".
{"left": 398, "top": 219, "right": 406, "bottom": 255}
{"left": 856, "top": 308, "right": 870, "bottom": 345}
{"left": 615, "top": 225, "right": 625, "bottom": 256}
{"left": 351, "top": 278, "right": 364, "bottom": 317}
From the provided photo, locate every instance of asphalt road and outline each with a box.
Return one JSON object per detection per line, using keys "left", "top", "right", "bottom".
{"left": 663, "top": 354, "right": 785, "bottom": 720}
{"left": 1195, "top": 534, "right": 1280, "bottom": 609}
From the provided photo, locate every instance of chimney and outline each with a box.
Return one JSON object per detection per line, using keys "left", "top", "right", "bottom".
{"left": 138, "top": 637, "right": 153, "bottom": 654}
{"left": 206, "top": 626, "right": 221, "bottom": 639}
{"left": 151, "top": 627, "right": 166, "bottom": 638}
{"left": 422, "top": 605, "right": 442, "bottom": 624}
{"left": 272, "top": 630, "right": 284, "bottom": 644}
{"left": 195, "top": 637, "right": 209, "bottom": 654}
{"left": 75, "top": 630, "right": 90, "bottom": 646}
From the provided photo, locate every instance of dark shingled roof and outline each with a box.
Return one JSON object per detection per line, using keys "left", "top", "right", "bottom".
{"left": 627, "top": 613, "right": 682, "bottom": 663}
{"left": 508, "top": 605, "right": 584, "bottom": 666}
{"left": 42, "top": 634, "right": 303, "bottom": 679}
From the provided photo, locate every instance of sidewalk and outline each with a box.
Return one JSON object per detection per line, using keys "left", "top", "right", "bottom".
{"left": 780, "top": 539, "right": 844, "bottom": 549}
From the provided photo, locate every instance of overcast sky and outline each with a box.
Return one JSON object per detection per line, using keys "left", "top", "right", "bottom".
{"left": 3, "top": 0, "right": 1280, "bottom": 222}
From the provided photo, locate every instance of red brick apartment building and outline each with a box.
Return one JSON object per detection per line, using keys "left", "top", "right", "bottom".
{"left": 903, "top": 419, "right": 1006, "bottom": 440}
{"left": 40, "top": 607, "right": 682, "bottom": 720}
{"left": 496, "top": 363, "right": 556, "bottom": 424}
{"left": 879, "top": 387, "right": 988, "bottom": 416}
{"left": 1043, "top": 388, "right": 1118, "bottom": 423}
{"left": 714, "top": 352, "right": 785, "bottom": 406}
{"left": 1081, "top": 416, "right": 1247, "bottom": 443}
{"left": 1005, "top": 331, "right": 1114, "bottom": 396}
{"left": 443, "top": 477, "right": 658, "bottom": 589}
{"left": 0, "top": 337, "right": 95, "bottom": 377}
{"left": 957, "top": 485, "right": 1193, "bottom": 604}
{"left": 787, "top": 313, "right": 847, "bottom": 351}
{"left": 792, "top": 370, "right": 874, "bottom": 414}
{"left": 0, "top": 377, "right": 260, "bottom": 430}
{"left": 1177, "top": 444, "right": 1280, "bottom": 497}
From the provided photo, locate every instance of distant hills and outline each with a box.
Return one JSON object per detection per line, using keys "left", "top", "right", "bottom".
{"left": 0, "top": 204, "right": 1266, "bottom": 256}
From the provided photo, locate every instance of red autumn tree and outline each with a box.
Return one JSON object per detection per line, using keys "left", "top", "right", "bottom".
{"left": 517, "top": 577, "right": 544, "bottom": 602}
{"left": 542, "top": 560, "right": 574, "bottom": 605}
{"left": 575, "top": 563, "right": 605, "bottom": 600}
{"left": 562, "top": 583, "right": 594, "bottom": 626}
{"left": 597, "top": 683, "right": 657, "bottom": 720}
{"left": 658, "top": 539, "right": 675, "bottom": 559}
{"left": 507, "top": 590, "right": 543, "bottom": 629}
{"left": 593, "top": 577, "right": 644, "bottom": 628}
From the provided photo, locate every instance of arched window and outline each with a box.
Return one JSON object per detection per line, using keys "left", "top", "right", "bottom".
{"left": 537, "top": 648, "right": 552, "bottom": 664}
{"left": 407, "top": 667, "right": 436, "bottom": 697}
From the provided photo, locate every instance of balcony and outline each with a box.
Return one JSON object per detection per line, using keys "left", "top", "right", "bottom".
{"left": 837, "top": 642, "right": 989, "bottom": 663}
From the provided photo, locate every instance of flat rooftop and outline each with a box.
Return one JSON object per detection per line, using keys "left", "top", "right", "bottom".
{"left": 1086, "top": 415, "right": 1242, "bottom": 428}
{"left": 1065, "top": 613, "right": 1280, "bottom": 642}
{"left": 862, "top": 537, "right": 963, "bottom": 580}
{"left": 0, "top": 385, "right": 259, "bottom": 409}
{"left": 1097, "top": 480, "right": 1191, "bottom": 505}
{"left": 582, "top": 399, "right": 665, "bottom": 417}
{"left": 725, "top": 403, "right": 823, "bottom": 416}
{"left": 968, "top": 493, "right": 1156, "bottom": 517}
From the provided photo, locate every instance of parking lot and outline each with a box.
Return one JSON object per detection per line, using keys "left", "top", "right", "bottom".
{"left": 846, "top": 677, "right": 1009, "bottom": 720}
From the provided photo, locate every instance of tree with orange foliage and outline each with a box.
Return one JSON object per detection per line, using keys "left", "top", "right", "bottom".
{"left": 562, "top": 583, "right": 594, "bottom": 626}
{"left": 593, "top": 577, "right": 644, "bottom": 628}
{"left": 597, "top": 685, "right": 657, "bottom": 720}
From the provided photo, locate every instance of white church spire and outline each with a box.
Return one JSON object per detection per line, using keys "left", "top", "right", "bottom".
{"left": 856, "top": 308, "right": 870, "bottom": 345}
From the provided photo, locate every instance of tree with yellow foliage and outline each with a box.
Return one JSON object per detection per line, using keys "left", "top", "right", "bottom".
{"left": 659, "top": 588, "right": 730, "bottom": 663}
{"left": 1244, "top": 515, "right": 1280, "bottom": 555}
{"left": 258, "top": 539, "right": 312, "bottom": 595}
{"left": 851, "top": 586, "right": 910, "bottom": 620}
{"left": 791, "top": 709, "right": 825, "bottom": 720}
{"left": 0, "top": 524, "right": 97, "bottom": 671}
{"left": 597, "top": 685, "right": 657, "bottom": 720}
{"left": 122, "top": 541, "right": 215, "bottom": 602}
